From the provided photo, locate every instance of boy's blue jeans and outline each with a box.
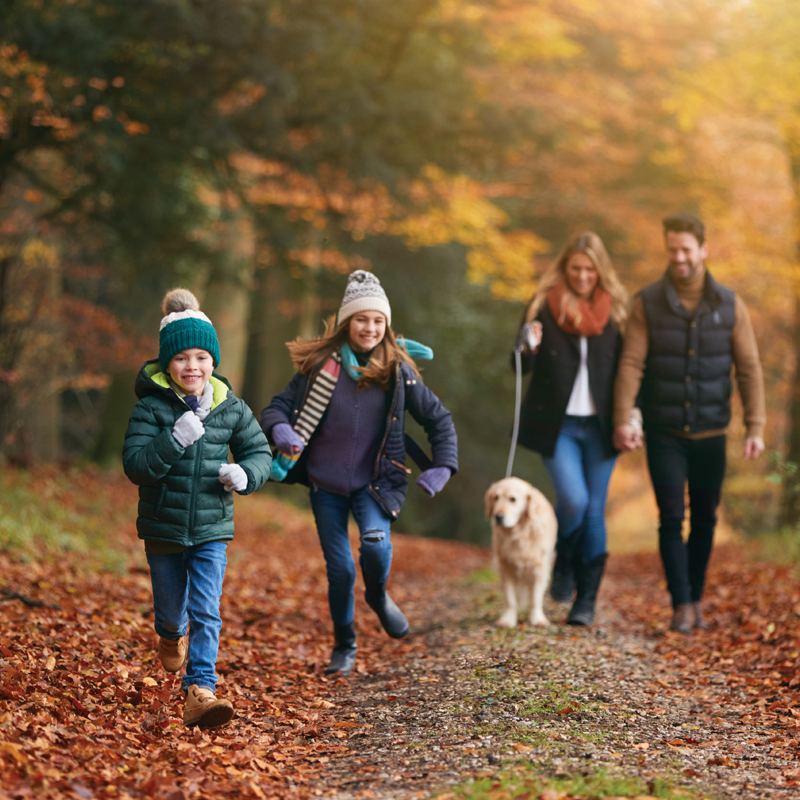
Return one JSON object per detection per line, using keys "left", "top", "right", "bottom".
{"left": 310, "top": 486, "right": 393, "bottom": 626}
{"left": 542, "top": 416, "right": 617, "bottom": 564}
{"left": 146, "top": 540, "right": 228, "bottom": 693}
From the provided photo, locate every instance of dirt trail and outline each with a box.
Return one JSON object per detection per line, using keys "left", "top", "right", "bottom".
{"left": 320, "top": 543, "right": 800, "bottom": 800}
{"left": 2, "top": 474, "right": 800, "bottom": 800}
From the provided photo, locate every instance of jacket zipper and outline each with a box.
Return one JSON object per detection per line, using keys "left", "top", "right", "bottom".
{"left": 373, "top": 368, "right": 399, "bottom": 479}
{"left": 187, "top": 436, "right": 204, "bottom": 542}
{"left": 370, "top": 367, "right": 400, "bottom": 516}
{"left": 186, "top": 396, "right": 231, "bottom": 542}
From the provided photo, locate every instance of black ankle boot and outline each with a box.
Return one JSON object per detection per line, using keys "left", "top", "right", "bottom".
{"left": 567, "top": 553, "right": 607, "bottom": 626}
{"left": 363, "top": 574, "right": 408, "bottom": 639}
{"left": 325, "top": 622, "right": 358, "bottom": 676}
{"left": 550, "top": 529, "right": 582, "bottom": 602}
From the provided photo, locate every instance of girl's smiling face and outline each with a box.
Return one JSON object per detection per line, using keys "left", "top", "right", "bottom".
{"left": 167, "top": 348, "right": 213, "bottom": 396}
{"left": 347, "top": 311, "right": 387, "bottom": 352}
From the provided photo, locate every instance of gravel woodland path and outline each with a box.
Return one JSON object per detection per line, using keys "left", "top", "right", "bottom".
{"left": 2, "top": 471, "right": 800, "bottom": 800}
{"left": 324, "top": 546, "right": 800, "bottom": 800}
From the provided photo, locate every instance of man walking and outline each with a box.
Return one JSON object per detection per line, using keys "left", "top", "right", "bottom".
{"left": 613, "top": 213, "right": 765, "bottom": 634}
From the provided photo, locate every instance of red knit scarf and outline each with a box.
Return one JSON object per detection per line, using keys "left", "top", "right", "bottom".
{"left": 547, "top": 279, "right": 612, "bottom": 337}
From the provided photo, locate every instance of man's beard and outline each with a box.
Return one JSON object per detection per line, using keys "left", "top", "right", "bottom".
{"left": 668, "top": 258, "right": 704, "bottom": 281}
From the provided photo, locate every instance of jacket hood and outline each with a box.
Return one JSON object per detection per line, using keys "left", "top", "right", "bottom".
{"left": 134, "top": 359, "right": 232, "bottom": 408}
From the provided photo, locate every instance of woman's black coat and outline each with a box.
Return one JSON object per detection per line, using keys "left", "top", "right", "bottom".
{"left": 513, "top": 303, "right": 622, "bottom": 459}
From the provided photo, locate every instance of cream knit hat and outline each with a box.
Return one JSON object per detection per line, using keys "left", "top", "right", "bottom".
{"left": 337, "top": 270, "right": 391, "bottom": 326}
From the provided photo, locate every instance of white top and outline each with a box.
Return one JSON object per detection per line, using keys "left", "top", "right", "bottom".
{"left": 565, "top": 337, "right": 596, "bottom": 416}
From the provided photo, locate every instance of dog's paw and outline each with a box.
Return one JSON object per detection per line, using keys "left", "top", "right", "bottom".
{"left": 496, "top": 611, "right": 518, "bottom": 629}
{"left": 529, "top": 612, "right": 549, "bottom": 626}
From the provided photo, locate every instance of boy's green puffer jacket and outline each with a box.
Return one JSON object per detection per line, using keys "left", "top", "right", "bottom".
{"left": 123, "top": 360, "right": 272, "bottom": 546}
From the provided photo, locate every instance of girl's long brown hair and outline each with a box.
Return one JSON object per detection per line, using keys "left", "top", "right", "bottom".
{"left": 286, "top": 315, "right": 422, "bottom": 390}
{"left": 524, "top": 231, "right": 628, "bottom": 331}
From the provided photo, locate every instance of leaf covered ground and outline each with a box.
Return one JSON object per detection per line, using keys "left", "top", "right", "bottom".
{"left": 1, "top": 467, "right": 800, "bottom": 800}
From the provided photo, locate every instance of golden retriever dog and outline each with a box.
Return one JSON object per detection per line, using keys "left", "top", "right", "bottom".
{"left": 485, "top": 477, "right": 557, "bottom": 628}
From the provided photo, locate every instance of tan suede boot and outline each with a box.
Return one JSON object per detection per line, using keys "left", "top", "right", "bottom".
{"left": 669, "top": 603, "right": 693, "bottom": 634}
{"left": 158, "top": 635, "right": 188, "bottom": 673}
{"left": 183, "top": 685, "right": 234, "bottom": 729}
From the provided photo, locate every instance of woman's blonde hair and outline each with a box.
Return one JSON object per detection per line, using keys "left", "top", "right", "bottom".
{"left": 524, "top": 231, "right": 628, "bottom": 330}
{"left": 286, "top": 315, "right": 421, "bottom": 390}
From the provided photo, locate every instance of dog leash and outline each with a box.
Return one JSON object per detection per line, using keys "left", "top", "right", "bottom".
{"left": 506, "top": 345, "right": 524, "bottom": 479}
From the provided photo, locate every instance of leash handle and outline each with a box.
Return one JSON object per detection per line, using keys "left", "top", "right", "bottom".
{"left": 506, "top": 346, "right": 523, "bottom": 479}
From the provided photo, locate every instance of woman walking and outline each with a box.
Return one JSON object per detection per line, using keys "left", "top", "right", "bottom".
{"left": 261, "top": 271, "right": 458, "bottom": 677}
{"left": 514, "top": 232, "right": 628, "bottom": 625}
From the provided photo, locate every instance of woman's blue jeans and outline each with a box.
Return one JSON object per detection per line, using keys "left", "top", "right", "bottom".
{"left": 542, "top": 416, "right": 616, "bottom": 563}
{"left": 146, "top": 540, "right": 228, "bottom": 693}
{"left": 310, "top": 486, "right": 393, "bottom": 626}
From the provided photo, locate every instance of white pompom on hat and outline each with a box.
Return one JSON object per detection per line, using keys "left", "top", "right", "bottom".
{"left": 337, "top": 270, "right": 391, "bottom": 327}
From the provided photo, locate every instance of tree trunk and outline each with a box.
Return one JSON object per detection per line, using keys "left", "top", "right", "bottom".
{"left": 780, "top": 291, "right": 800, "bottom": 525}
{"left": 240, "top": 262, "right": 293, "bottom": 418}
{"left": 779, "top": 143, "right": 800, "bottom": 526}
{"left": 92, "top": 370, "right": 139, "bottom": 465}
{"left": 0, "top": 253, "right": 18, "bottom": 461}
{"left": 203, "top": 263, "right": 253, "bottom": 395}
{"left": 0, "top": 239, "right": 62, "bottom": 464}
{"left": 200, "top": 204, "right": 255, "bottom": 395}
{"left": 25, "top": 250, "right": 61, "bottom": 463}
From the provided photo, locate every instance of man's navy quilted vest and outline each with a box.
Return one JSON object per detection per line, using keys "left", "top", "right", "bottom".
{"left": 639, "top": 270, "right": 736, "bottom": 434}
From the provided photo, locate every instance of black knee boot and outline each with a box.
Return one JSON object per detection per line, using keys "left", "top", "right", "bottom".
{"left": 363, "top": 572, "right": 408, "bottom": 639}
{"left": 325, "top": 622, "right": 358, "bottom": 676}
{"left": 550, "top": 527, "right": 582, "bottom": 602}
{"left": 567, "top": 553, "right": 607, "bottom": 626}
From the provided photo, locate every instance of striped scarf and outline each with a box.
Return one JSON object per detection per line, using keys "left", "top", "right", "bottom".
{"left": 269, "top": 352, "right": 343, "bottom": 482}
{"left": 292, "top": 352, "right": 342, "bottom": 447}
{"left": 269, "top": 340, "right": 434, "bottom": 482}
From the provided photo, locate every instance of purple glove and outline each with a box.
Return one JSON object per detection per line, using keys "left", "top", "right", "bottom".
{"left": 272, "top": 423, "right": 304, "bottom": 455}
{"left": 416, "top": 467, "right": 452, "bottom": 497}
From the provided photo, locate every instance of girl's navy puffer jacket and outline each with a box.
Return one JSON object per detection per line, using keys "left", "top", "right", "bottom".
{"left": 123, "top": 360, "right": 273, "bottom": 545}
{"left": 261, "top": 361, "right": 458, "bottom": 518}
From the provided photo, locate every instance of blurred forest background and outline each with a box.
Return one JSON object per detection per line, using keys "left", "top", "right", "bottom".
{"left": 2, "top": 0, "right": 800, "bottom": 545}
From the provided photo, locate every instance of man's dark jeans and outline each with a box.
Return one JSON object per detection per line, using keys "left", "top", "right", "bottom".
{"left": 645, "top": 433, "right": 726, "bottom": 608}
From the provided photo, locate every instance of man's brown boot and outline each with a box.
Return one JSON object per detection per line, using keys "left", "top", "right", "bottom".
{"left": 158, "top": 635, "right": 188, "bottom": 673}
{"left": 693, "top": 602, "right": 709, "bottom": 630}
{"left": 183, "top": 685, "right": 234, "bottom": 729}
{"left": 669, "top": 603, "right": 693, "bottom": 634}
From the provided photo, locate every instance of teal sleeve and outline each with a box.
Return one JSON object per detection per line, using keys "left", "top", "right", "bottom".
{"left": 122, "top": 401, "right": 185, "bottom": 486}
{"left": 229, "top": 400, "right": 273, "bottom": 494}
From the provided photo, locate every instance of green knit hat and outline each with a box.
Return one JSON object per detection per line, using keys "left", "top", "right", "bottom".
{"left": 158, "top": 288, "right": 221, "bottom": 372}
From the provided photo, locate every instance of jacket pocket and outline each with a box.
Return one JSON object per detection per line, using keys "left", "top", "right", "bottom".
{"left": 380, "top": 456, "right": 409, "bottom": 489}
{"left": 222, "top": 490, "right": 234, "bottom": 521}
{"left": 154, "top": 485, "right": 167, "bottom": 520}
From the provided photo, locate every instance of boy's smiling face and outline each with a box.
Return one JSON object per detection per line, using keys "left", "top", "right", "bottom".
{"left": 167, "top": 348, "right": 213, "bottom": 396}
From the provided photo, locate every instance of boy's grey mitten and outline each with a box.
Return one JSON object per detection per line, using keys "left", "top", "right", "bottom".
{"left": 172, "top": 410, "right": 205, "bottom": 448}
{"left": 219, "top": 463, "right": 248, "bottom": 493}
